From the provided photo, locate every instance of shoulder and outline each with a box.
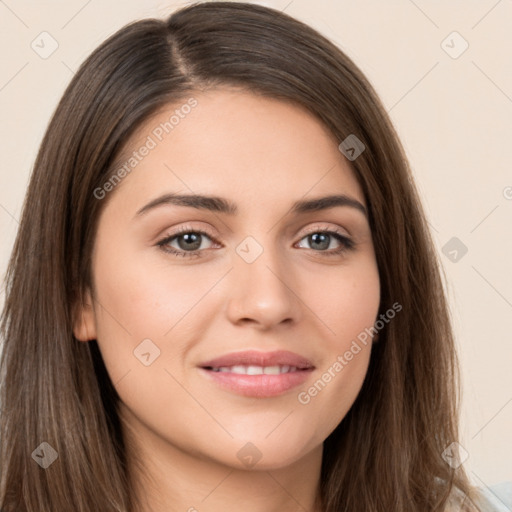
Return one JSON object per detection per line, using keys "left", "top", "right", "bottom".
{"left": 444, "top": 481, "right": 512, "bottom": 512}
{"left": 473, "top": 481, "right": 512, "bottom": 512}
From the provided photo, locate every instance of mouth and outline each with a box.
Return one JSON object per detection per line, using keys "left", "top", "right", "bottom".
{"left": 198, "top": 350, "right": 315, "bottom": 398}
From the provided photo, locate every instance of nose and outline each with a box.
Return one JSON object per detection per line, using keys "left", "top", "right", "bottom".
{"left": 224, "top": 240, "right": 302, "bottom": 330}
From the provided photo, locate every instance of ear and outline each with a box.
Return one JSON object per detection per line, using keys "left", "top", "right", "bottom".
{"left": 72, "top": 288, "right": 97, "bottom": 342}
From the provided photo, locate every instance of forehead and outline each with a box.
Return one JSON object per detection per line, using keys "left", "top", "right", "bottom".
{"left": 104, "top": 88, "right": 365, "bottom": 215}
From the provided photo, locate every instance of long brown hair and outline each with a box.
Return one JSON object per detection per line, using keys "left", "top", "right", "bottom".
{"left": 0, "top": 2, "right": 481, "bottom": 510}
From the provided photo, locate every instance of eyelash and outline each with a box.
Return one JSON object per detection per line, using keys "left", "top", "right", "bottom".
{"left": 156, "top": 225, "right": 355, "bottom": 259}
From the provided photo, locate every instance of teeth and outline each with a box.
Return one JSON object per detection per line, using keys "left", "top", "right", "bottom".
{"left": 246, "top": 365, "right": 263, "bottom": 375}
{"left": 210, "top": 365, "right": 298, "bottom": 375}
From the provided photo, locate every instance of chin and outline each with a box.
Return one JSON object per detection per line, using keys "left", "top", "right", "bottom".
{"left": 212, "top": 433, "right": 321, "bottom": 472}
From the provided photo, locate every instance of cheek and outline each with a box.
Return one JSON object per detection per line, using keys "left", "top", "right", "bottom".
{"left": 92, "top": 241, "right": 198, "bottom": 335}
{"left": 90, "top": 238, "right": 234, "bottom": 386}
{"left": 307, "top": 254, "right": 381, "bottom": 347}
{"left": 291, "top": 256, "right": 380, "bottom": 431}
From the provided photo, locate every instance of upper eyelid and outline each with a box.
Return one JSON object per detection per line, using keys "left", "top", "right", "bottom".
{"left": 162, "top": 223, "right": 350, "bottom": 237}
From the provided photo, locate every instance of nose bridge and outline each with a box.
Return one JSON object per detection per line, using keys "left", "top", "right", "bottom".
{"left": 225, "top": 232, "right": 300, "bottom": 327}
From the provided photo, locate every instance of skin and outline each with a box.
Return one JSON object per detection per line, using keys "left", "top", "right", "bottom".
{"left": 74, "top": 87, "right": 381, "bottom": 512}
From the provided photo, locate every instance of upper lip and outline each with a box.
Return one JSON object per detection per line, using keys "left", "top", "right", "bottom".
{"left": 199, "top": 350, "right": 314, "bottom": 369}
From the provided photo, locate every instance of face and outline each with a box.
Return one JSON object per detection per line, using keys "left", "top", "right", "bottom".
{"left": 74, "top": 88, "right": 380, "bottom": 471}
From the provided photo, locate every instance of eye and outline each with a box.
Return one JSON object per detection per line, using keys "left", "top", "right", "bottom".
{"left": 156, "top": 226, "right": 355, "bottom": 259}
{"left": 295, "top": 229, "right": 355, "bottom": 256}
{"left": 157, "top": 227, "right": 218, "bottom": 258}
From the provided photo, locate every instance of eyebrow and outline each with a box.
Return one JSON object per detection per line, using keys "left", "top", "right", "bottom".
{"left": 134, "top": 193, "right": 368, "bottom": 219}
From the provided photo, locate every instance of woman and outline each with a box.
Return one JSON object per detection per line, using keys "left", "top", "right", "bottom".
{"left": 0, "top": 2, "right": 507, "bottom": 511}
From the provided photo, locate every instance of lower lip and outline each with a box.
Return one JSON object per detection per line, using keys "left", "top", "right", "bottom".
{"left": 199, "top": 368, "right": 314, "bottom": 398}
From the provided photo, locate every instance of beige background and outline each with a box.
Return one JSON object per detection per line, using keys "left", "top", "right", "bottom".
{"left": 0, "top": 0, "right": 511, "bottom": 488}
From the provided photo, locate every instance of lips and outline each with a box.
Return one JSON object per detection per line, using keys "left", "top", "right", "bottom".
{"left": 198, "top": 350, "right": 315, "bottom": 398}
